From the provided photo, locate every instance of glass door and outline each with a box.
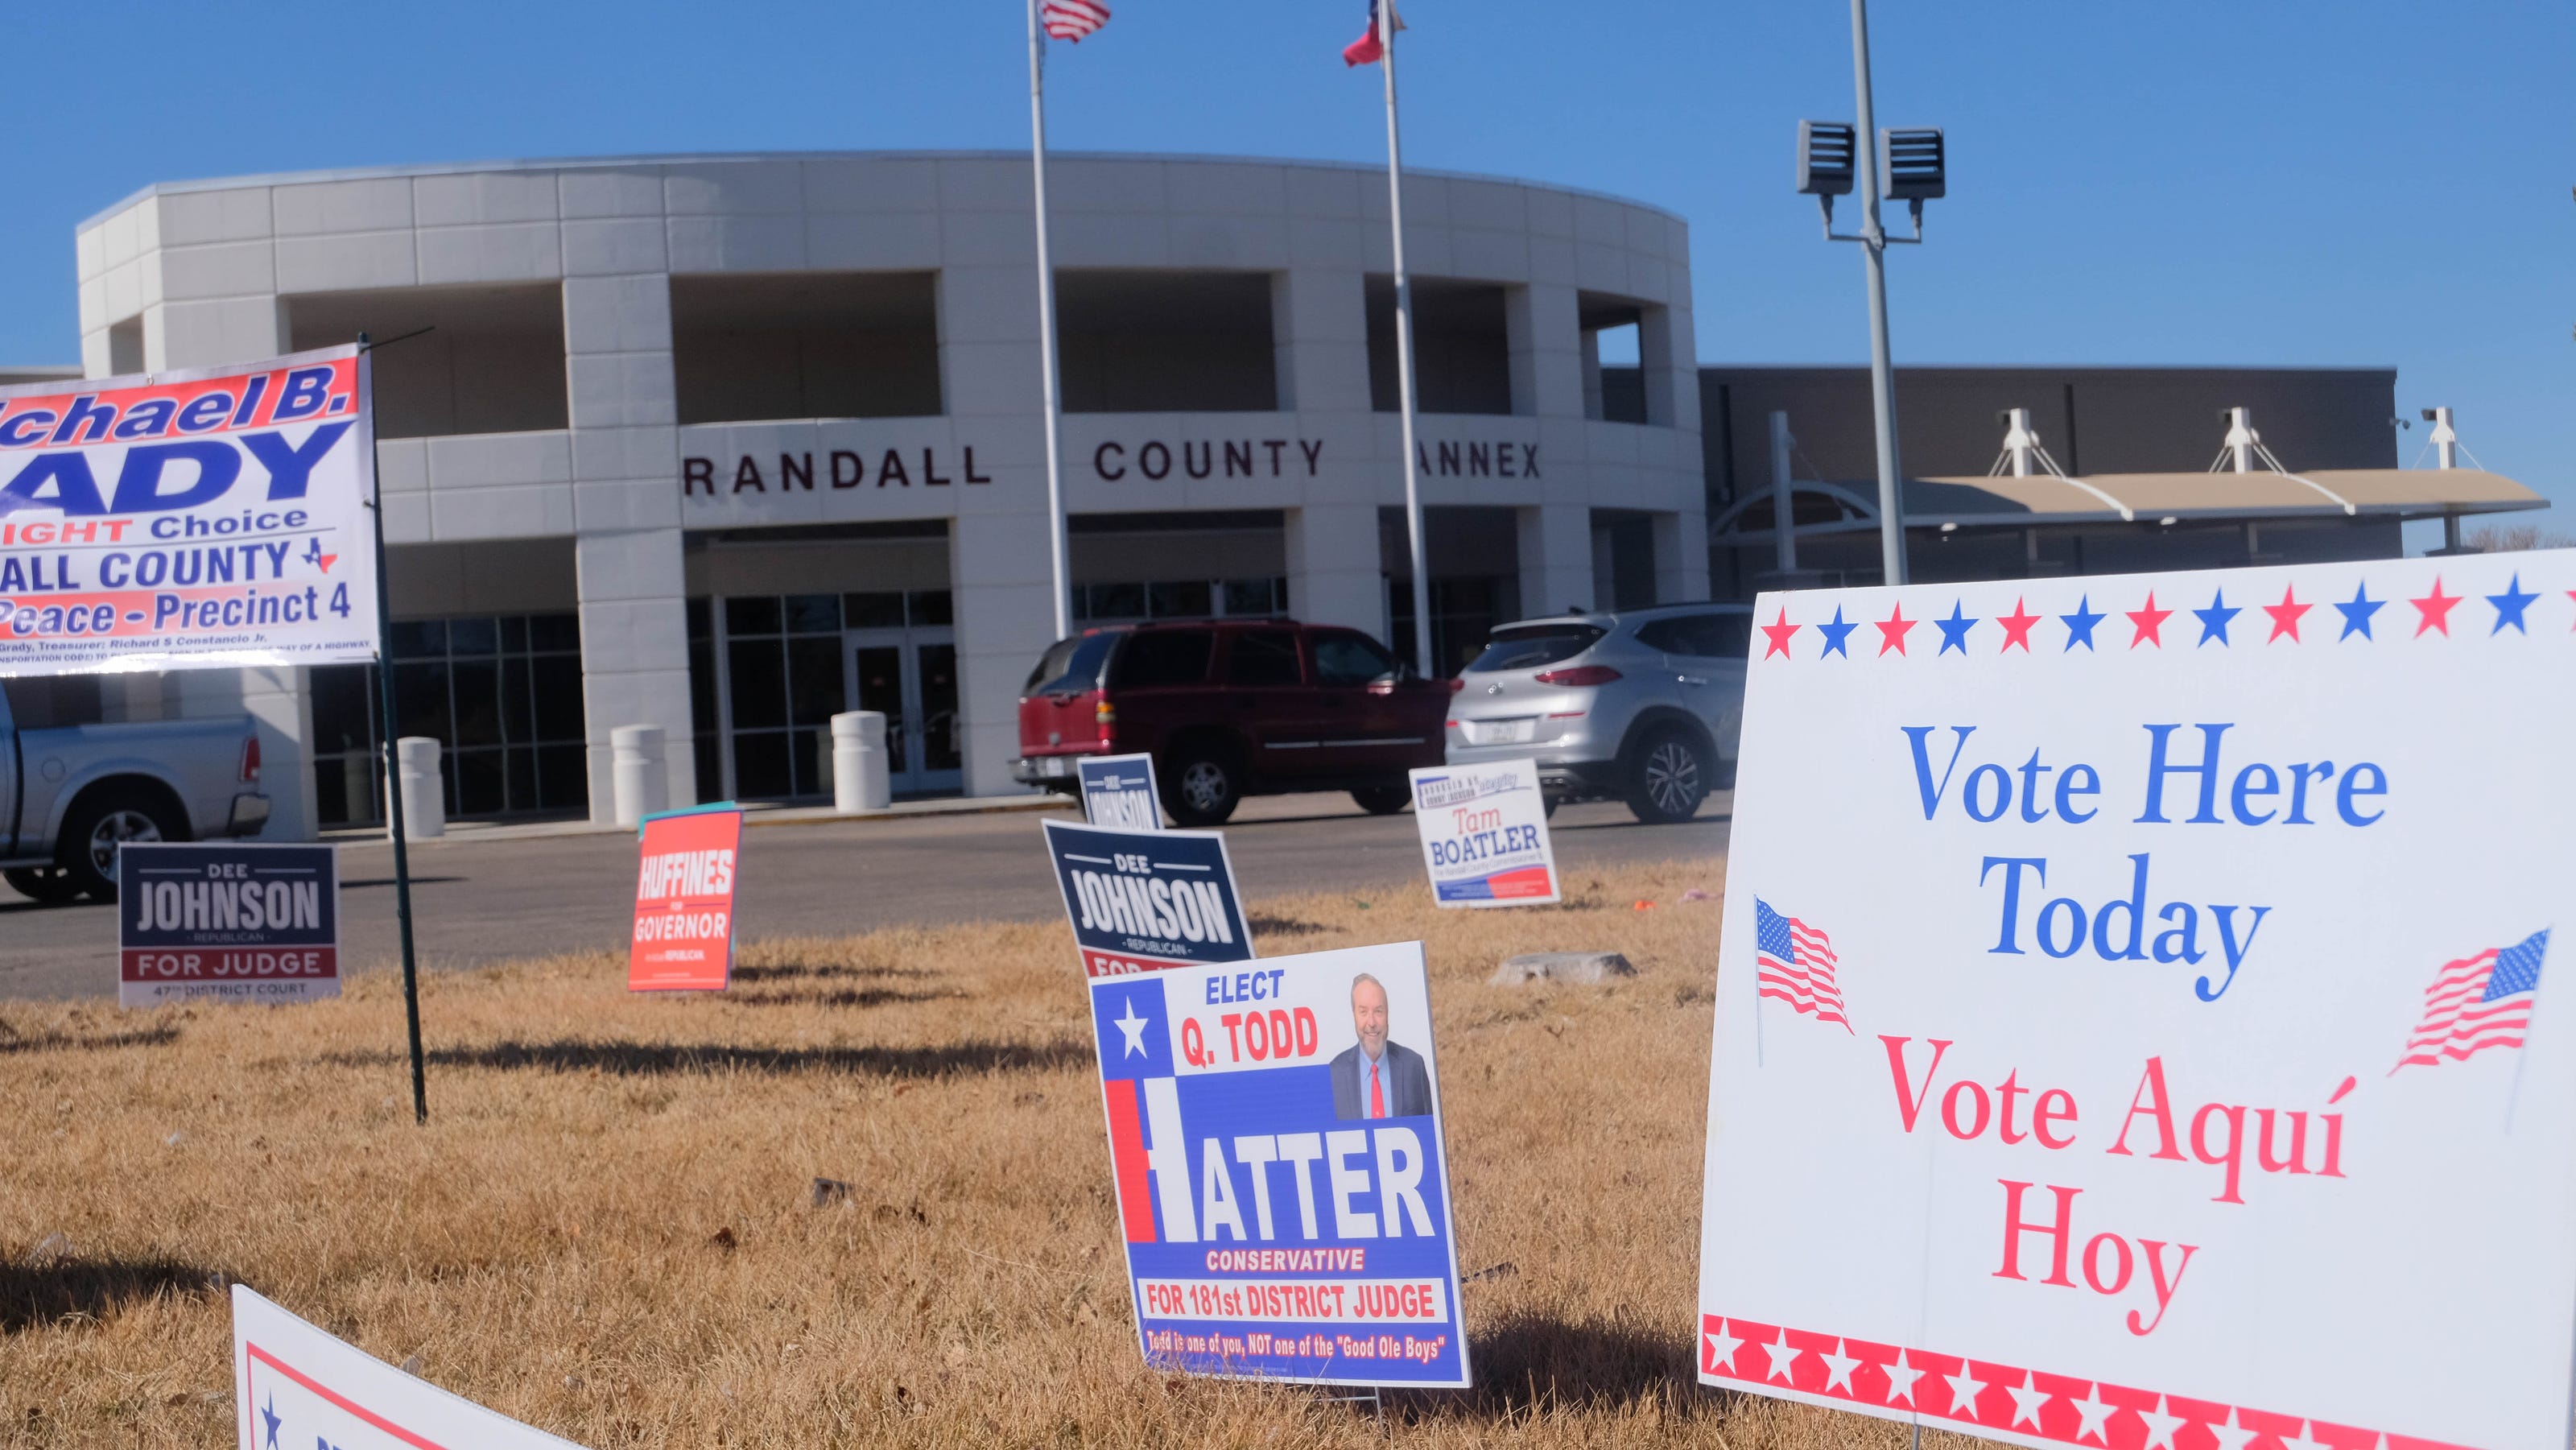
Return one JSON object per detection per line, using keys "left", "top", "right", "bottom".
{"left": 846, "top": 626, "right": 962, "bottom": 797}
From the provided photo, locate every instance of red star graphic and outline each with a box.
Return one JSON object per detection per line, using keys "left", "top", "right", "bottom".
{"left": 1996, "top": 598, "right": 2040, "bottom": 653}
{"left": 2262, "top": 585, "right": 2310, "bottom": 642}
{"left": 2127, "top": 592, "right": 2174, "bottom": 649}
{"left": 1760, "top": 608, "right": 1799, "bottom": 659}
{"left": 2411, "top": 578, "right": 2460, "bottom": 637}
{"left": 1876, "top": 605, "right": 1915, "bottom": 656}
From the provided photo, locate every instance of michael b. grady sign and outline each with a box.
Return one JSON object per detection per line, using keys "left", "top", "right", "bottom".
{"left": 1699, "top": 553, "right": 2576, "bottom": 1450}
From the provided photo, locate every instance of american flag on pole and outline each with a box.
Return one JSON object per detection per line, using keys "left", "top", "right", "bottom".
{"left": 2392, "top": 929, "right": 2549, "bottom": 1073}
{"left": 1042, "top": 0, "right": 1110, "bottom": 42}
{"left": 1754, "top": 899, "right": 1850, "bottom": 1032}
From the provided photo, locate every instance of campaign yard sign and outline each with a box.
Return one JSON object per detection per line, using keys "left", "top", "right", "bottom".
{"left": 1407, "top": 758, "right": 1560, "bottom": 907}
{"left": 1044, "top": 818, "right": 1251, "bottom": 977}
{"left": 629, "top": 806, "right": 741, "bottom": 991}
{"left": 1697, "top": 553, "right": 2576, "bottom": 1450}
{"left": 1080, "top": 752, "right": 1163, "bottom": 830}
{"left": 1088, "top": 940, "right": 1470, "bottom": 1386}
{"left": 233, "top": 1284, "right": 588, "bottom": 1450}
{"left": 118, "top": 843, "right": 337, "bottom": 1009}
{"left": 0, "top": 347, "right": 378, "bottom": 676}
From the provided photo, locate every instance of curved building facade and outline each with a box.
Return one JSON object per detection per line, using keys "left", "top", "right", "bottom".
{"left": 74, "top": 152, "right": 1703, "bottom": 832}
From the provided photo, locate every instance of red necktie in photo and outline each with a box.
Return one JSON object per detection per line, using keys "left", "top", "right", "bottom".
{"left": 1371, "top": 1062, "right": 1385, "bottom": 1117}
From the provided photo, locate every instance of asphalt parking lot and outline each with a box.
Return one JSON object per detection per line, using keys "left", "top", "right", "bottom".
{"left": 0, "top": 792, "right": 1729, "bottom": 1002}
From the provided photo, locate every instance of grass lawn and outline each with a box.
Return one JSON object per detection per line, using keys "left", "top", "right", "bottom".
{"left": 0, "top": 859, "right": 1952, "bottom": 1449}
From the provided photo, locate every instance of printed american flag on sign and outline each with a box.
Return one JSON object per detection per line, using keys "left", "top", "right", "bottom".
{"left": 2392, "top": 928, "right": 2549, "bottom": 1073}
{"left": 1754, "top": 899, "right": 1850, "bottom": 1032}
{"left": 1042, "top": 0, "right": 1110, "bottom": 41}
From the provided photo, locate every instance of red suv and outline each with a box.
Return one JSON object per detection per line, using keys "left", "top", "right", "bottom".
{"left": 1013, "top": 620, "right": 1448, "bottom": 825}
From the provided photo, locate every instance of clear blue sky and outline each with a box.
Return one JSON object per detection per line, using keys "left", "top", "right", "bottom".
{"left": 4, "top": 2, "right": 2566, "bottom": 535}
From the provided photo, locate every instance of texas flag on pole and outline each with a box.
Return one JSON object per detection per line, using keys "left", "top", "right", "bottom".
{"left": 1042, "top": 0, "right": 1110, "bottom": 42}
{"left": 1343, "top": 0, "right": 1404, "bottom": 65}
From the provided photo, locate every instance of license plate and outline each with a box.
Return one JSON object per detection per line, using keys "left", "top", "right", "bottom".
{"left": 1468, "top": 719, "right": 1536, "bottom": 745}
{"left": 1041, "top": 756, "right": 1071, "bottom": 777}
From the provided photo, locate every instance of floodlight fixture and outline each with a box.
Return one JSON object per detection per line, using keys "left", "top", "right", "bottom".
{"left": 1798, "top": 121, "right": 1856, "bottom": 196}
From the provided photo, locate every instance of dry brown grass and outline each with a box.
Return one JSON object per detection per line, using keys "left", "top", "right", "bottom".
{"left": 0, "top": 860, "right": 1963, "bottom": 1450}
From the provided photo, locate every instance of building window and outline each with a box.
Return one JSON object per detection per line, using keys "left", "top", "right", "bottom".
{"left": 309, "top": 613, "right": 587, "bottom": 826}
{"left": 1388, "top": 576, "right": 1520, "bottom": 680}
{"left": 1056, "top": 271, "right": 1280, "bottom": 413}
{"left": 1072, "top": 576, "right": 1288, "bottom": 626}
{"left": 286, "top": 284, "right": 571, "bottom": 440}
{"left": 712, "top": 589, "right": 957, "bottom": 800}
{"left": 672, "top": 272, "right": 943, "bottom": 424}
{"left": 1368, "top": 277, "right": 1512, "bottom": 416}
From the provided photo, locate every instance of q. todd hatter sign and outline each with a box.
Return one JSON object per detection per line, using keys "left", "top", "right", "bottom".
{"left": 1699, "top": 552, "right": 2576, "bottom": 1450}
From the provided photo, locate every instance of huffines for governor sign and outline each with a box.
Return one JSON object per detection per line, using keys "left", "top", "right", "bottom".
{"left": 0, "top": 346, "right": 378, "bottom": 675}
{"left": 1699, "top": 553, "right": 2576, "bottom": 1450}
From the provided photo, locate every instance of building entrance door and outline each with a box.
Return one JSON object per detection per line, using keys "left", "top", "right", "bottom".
{"left": 847, "top": 627, "right": 962, "bottom": 796}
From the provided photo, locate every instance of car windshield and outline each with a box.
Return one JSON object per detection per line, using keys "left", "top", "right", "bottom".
{"left": 1465, "top": 623, "right": 1606, "bottom": 674}
{"left": 1024, "top": 633, "right": 1118, "bottom": 695}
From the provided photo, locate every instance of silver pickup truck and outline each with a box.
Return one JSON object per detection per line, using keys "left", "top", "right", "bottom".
{"left": 0, "top": 676, "right": 271, "bottom": 904}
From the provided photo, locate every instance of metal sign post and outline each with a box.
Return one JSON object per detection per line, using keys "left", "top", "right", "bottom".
{"left": 358, "top": 330, "right": 428, "bottom": 1126}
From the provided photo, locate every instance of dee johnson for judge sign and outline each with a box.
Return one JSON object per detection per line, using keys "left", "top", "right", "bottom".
{"left": 1698, "top": 552, "right": 2576, "bottom": 1450}
{"left": 118, "top": 843, "right": 339, "bottom": 1008}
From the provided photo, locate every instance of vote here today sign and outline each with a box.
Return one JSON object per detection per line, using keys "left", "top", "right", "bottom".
{"left": 0, "top": 347, "right": 378, "bottom": 676}
{"left": 1698, "top": 552, "right": 2576, "bottom": 1450}
{"left": 233, "top": 1284, "right": 586, "bottom": 1450}
{"left": 1408, "top": 758, "right": 1560, "bottom": 907}
{"left": 630, "top": 807, "right": 741, "bottom": 991}
{"left": 1088, "top": 940, "right": 1470, "bottom": 1387}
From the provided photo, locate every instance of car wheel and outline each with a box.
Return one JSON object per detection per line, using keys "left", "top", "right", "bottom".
{"left": 1349, "top": 785, "right": 1411, "bottom": 816}
{"left": 1164, "top": 748, "right": 1242, "bottom": 827}
{"left": 1624, "top": 726, "right": 1711, "bottom": 825}
{"left": 2, "top": 865, "right": 84, "bottom": 906}
{"left": 59, "top": 789, "right": 175, "bottom": 901}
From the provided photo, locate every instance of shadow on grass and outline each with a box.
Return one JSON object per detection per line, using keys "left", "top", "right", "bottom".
{"left": 1247, "top": 915, "right": 1332, "bottom": 938}
{"left": 323, "top": 1036, "right": 1088, "bottom": 1080}
{"left": 728, "top": 961, "right": 936, "bottom": 985}
{"left": 1397, "top": 1307, "right": 1695, "bottom": 1421}
{"left": 0, "top": 1023, "right": 181, "bottom": 1056}
{"left": 0, "top": 1258, "right": 220, "bottom": 1333}
{"left": 727, "top": 987, "right": 968, "bottom": 1010}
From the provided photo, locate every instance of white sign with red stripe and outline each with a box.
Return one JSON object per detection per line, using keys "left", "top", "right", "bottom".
{"left": 1406, "top": 758, "right": 1559, "bottom": 907}
{"left": 1701, "top": 553, "right": 2576, "bottom": 1450}
{"left": 232, "top": 1284, "right": 586, "bottom": 1450}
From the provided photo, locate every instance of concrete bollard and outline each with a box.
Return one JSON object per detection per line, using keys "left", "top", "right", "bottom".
{"left": 392, "top": 737, "right": 445, "bottom": 840}
{"left": 611, "top": 725, "right": 669, "bottom": 829}
{"left": 832, "top": 711, "right": 892, "bottom": 812}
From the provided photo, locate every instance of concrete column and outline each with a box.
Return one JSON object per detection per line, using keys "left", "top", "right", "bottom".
{"left": 1516, "top": 504, "right": 1595, "bottom": 622}
{"left": 144, "top": 239, "right": 320, "bottom": 839}
{"left": 562, "top": 262, "right": 693, "bottom": 821}
{"left": 1652, "top": 509, "right": 1710, "bottom": 605}
{"left": 951, "top": 512, "right": 1056, "bottom": 797}
{"left": 1505, "top": 283, "right": 1583, "bottom": 420}
{"left": 1272, "top": 270, "right": 1371, "bottom": 415}
{"left": 1639, "top": 304, "right": 1697, "bottom": 430}
{"left": 1286, "top": 506, "right": 1384, "bottom": 637}
{"left": 935, "top": 255, "right": 1056, "bottom": 799}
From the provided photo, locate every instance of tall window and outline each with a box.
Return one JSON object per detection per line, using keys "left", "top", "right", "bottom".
{"left": 309, "top": 613, "right": 587, "bottom": 825}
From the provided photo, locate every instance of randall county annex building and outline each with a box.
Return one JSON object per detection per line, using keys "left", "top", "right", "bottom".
{"left": 59, "top": 151, "right": 2537, "bottom": 837}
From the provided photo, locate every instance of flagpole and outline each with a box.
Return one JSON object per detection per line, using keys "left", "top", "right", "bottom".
{"left": 1030, "top": 0, "right": 1073, "bottom": 641}
{"left": 1378, "top": 6, "right": 1435, "bottom": 676}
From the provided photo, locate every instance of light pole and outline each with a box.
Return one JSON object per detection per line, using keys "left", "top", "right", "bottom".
{"left": 1796, "top": 0, "right": 1944, "bottom": 587}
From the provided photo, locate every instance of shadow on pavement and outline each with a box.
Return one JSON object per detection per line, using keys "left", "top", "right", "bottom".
{"left": 323, "top": 1036, "right": 1089, "bottom": 1080}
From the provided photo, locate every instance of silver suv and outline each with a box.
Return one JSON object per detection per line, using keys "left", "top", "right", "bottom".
{"left": 1444, "top": 604, "right": 1752, "bottom": 824}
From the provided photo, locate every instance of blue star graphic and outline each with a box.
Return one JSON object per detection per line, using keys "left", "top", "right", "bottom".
{"left": 2334, "top": 582, "right": 2384, "bottom": 640}
{"left": 2059, "top": 596, "right": 2103, "bottom": 651}
{"left": 2488, "top": 572, "right": 2540, "bottom": 634}
{"left": 1815, "top": 606, "right": 1857, "bottom": 658}
{"left": 261, "top": 1395, "right": 282, "bottom": 1450}
{"left": 1934, "top": 602, "right": 1979, "bottom": 655}
{"left": 2193, "top": 590, "right": 2240, "bottom": 647}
